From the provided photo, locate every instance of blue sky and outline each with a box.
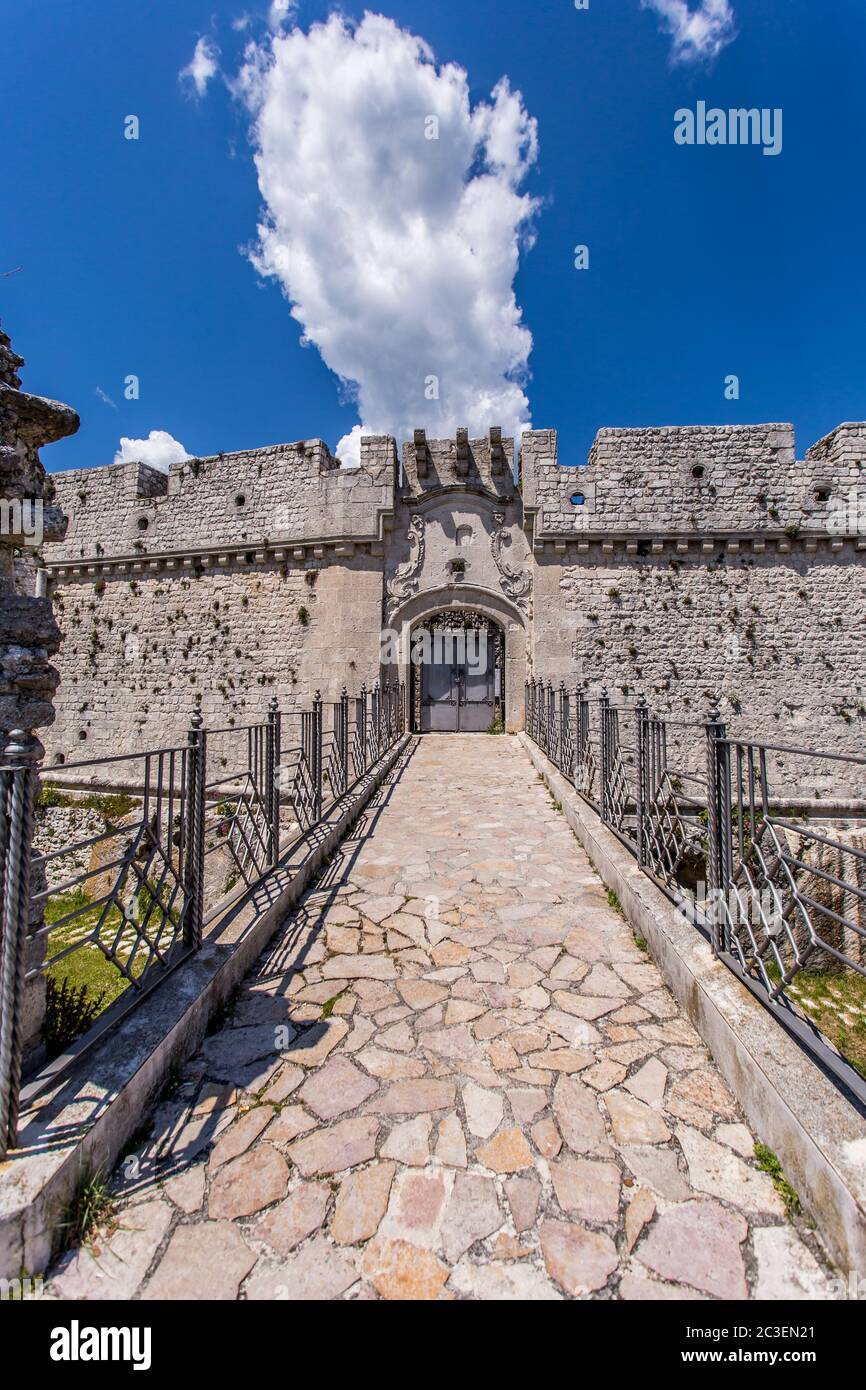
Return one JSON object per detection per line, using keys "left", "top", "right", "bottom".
{"left": 3, "top": 0, "right": 865, "bottom": 475}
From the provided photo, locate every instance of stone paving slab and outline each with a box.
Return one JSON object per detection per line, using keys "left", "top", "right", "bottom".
{"left": 46, "top": 737, "right": 842, "bottom": 1301}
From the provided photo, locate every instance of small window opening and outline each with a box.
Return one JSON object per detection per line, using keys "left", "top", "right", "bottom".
{"left": 691, "top": 466, "right": 705, "bottom": 479}
{"left": 570, "top": 492, "right": 586, "bottom": 506}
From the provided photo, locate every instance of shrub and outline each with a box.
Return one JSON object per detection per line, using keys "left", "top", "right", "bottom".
{"left": 43, "top": 976, "right": 106, "bottom": 1058}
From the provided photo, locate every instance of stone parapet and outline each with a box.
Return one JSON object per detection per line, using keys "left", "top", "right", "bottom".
{"left": 521, "top": 422, "right": 866, "bottom": 540}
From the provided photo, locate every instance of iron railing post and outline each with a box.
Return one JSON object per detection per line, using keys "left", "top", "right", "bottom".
{"left": 371, "top": 680, "right": 380, "bottom": 761}
{"left": 184, "top": 711, "right": 206, "bottom": 950}
{"left": 267, "top": 697, "right": 281, "bottom": 865}
{"left": 558, "top": 681, "right": 567, "bottom": 773}
{"left": 548, "top": 681, "right": 555, "bottom": 760}
{"left": 340, "top": 686, "right": 349, "bottom": 789}
{"left": 705, "top": 703, "right": 730, "bottom": 954}
{"left": 0, "top": 729, "right": 41, "bottom": 1157}
{"left": 576, "top": 685, "right": 584, "bottom": 764}
{"left": 359, "top": 684, "right": 368, "bottom": 772}
{"left": 599, "top": 687, "right": 611, "bottom": 824}
{"left": 313, "top": 691, "right": 323, "bottom": 820}
{"left": 542, "top": 680, "right": 550, "bottom": 759}
{"left": 635, "top": 694, "right": 649, "bottom": 867}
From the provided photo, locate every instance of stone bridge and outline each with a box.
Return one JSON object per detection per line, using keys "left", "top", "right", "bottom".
{"left": 46, "top": 737, "right": 837, "bottom": 1302}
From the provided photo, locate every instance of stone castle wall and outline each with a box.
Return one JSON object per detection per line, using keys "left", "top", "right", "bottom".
{"left": 44, "top": 438, "right": 398, "bottom": 766}
{"left": 523, "top": 424, "right": 866, "bottom": 794}
{"left": 50, "top": 436, "right": 397, "bottom": 561}
{"left": 521, "top": 422, "right": 866, "bottom": 536}
{"left": 39, "top": 420, "right": 866, "bottom": 786}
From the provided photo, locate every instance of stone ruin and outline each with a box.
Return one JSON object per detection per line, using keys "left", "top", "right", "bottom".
{"left": 0, "top": 326, "right": 78, "bottom": 1062}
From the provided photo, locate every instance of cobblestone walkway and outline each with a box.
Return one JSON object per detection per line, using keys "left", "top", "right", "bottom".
{"left": 49, "top": 736, "right": 839, "bottom": 1301}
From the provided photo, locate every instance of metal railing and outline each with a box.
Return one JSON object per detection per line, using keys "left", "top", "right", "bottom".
{"left": 0, "top": 679, "right": 405, "bottom": 1154}
{"left": 525, "top": 677, "right": 866, "bottom": 1103}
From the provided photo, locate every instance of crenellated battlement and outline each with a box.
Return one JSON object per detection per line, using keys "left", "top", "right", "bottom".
{"left": 520, "top": 422, "right": 866, "bottom": 541}
{"left": 49, "top": 437, "right": 399, "bottom": 564}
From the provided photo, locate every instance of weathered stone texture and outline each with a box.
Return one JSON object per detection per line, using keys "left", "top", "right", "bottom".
{"left": 0, "top": 329, "right": 76, "bottom": 732}
{"left": 36, "top": 419, "right": 866, "bottom": 770}
{"left": 45, "top": 736, "right": 841, "bottom": 1302}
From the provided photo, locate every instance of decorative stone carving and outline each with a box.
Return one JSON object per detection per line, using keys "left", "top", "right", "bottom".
{"left": 385, "top": 513, "right": 425, "bottom": 621}
{"left": 490, "top": 511, "right": 531, "bottom": 615}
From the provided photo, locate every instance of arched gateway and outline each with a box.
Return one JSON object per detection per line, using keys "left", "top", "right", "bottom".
{"left": 410, "top": 610, "right": 504, "bottom": 732}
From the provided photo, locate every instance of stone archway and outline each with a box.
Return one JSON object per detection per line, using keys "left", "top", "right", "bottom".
{"left": 386, "top": 585, "right": 527, "bottom": 733}
{"left": 409, "top": 610, "right": 505, "bottom": 733}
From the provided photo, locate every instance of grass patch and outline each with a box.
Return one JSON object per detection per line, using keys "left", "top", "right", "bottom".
{"left": 43, "top": 890, "right": 136, "bottom": 1016}
{"left": 43, "top": 977, "right": 106, "bottom": 1059}
{"left": 633, "top": 934, "right": 648, "bottom": 952}
{"left": 321, "top": 992, "right": 343, "bottom": 1019}
{"left": 55, "top": 1169, "right": 117, "bottom": 1255}
{"left": 41, "top": 875, "right": 177, "bottom": 1050}
{"left": 606, "top": 889, "right": 624, "bottom": 917}
{"left": 38, "top": 785, "right": 139, "bottom": 821}
{"left": 775, "top": 967, "right": 866, "bottom": 1081}
{"left": 754, "top": 1142, "right": 802, "bottom": 1218}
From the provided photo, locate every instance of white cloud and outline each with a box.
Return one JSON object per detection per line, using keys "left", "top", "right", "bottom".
{"left": 268, "top": 1, "right": 297, "bottom": 32}
{"left": 236, "top": 11, "right": 538, "bottom": 464}
{"left": 180, "top": 36, "right": 221, "bottom": 97}
{"left": 114, "top": 431, "right": 191, "bottom": 472}
{"left": 641, "top": 0, "right": 736, "bottom": 65}
{"left": 95, "top": 386, "right": 116, "bottom": 408}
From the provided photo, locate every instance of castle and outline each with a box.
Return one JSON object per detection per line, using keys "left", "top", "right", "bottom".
{"left": 39, "top": 418, "right": 866, "bottom": 775}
